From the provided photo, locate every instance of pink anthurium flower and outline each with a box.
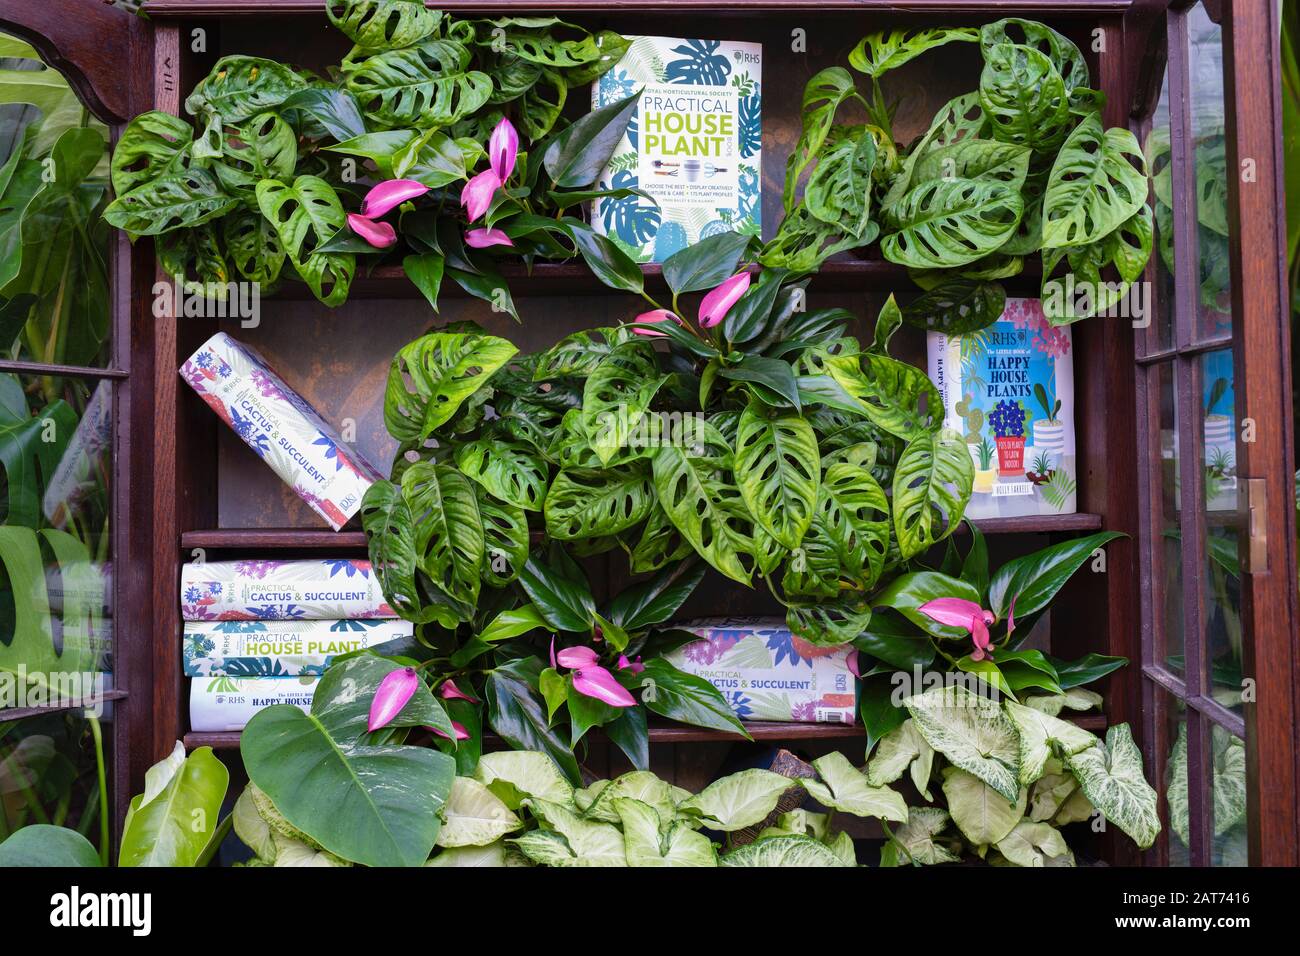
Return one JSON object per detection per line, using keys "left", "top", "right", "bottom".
{"left": 347, "top": 213, "right": 397, "bottom": 249}
{"left": 918, "top": 597, "right": 998, "bottom": 662}
{"left": 438, "top": 679, "right": 479, "bottom": 703}
{"left": 368, "top": 667, "right": 420, "bottom": 732}
{"left": 361, "top": 178, "right": 429, "bottom": 218}
{"left": 617, "top": 654, "right": 645, "bottom": 674}
{"left": 431, "top": 721, "right": 471, "bottom": 741}
{"left": 465, "top": 227, "right": 514, "bottom": 249}
{"left": 460, "top": 168, "right": 501, "bottom": 222}
{"left": 846, "top": 650, "right": 861, "bottom": 679}
{"left": 632, "top": 308, "right": 682, "bottom": 338}
{"left": 488, "top": 117, "right": 519, "bottom": 183}
{"left": 551, "top": 641, "right": 636, "bottom": 708}
{"left": 698, "top": 271, "right": 751, "bottom": 328}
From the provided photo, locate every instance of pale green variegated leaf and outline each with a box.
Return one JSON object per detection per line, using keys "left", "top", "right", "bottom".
{"left": 1042, "top": 112, "right": 1148, "bottom": 249}
{"left": 1029, "top": 771, "right": 1080, "bottom": 823}
{"left": 941, "top": 767, "right": 1025, "bottom": 846}
{"left": 384, "top": 331, "right": 517, "bottom": 441}
{"left": 1063, "top": 723, "right": 1160, "bottom": 849}
{"left": 679, "top": 769, "right": 795, "bottom": 832}
{"left": 867, "top": 719, "right": 935, "bottom": 800}
{"left": 994, "top": 821, "right": 1074, "bottom": 867}
{"left": 427, "top": 840, "right": 533, "bottom": 867}
{"left": 510, "top": 829, "right": 579, "bottom": 866}
{"left": 436, "top": 777, "right": 523, "bottom": 848}
{"left": 526, "top": 799, "right": 627, "bottom": 866}
{"left": 734, "top": 400, "right": 820, "bottom": 549}
{"left": 1166, "top": 723, "right": 1247, "bottom": 845}
{"left": 801, "top": 751, "right": 908, "bottom": 822}
{"left": 892, "top": 428, "right": 974, "bottom": 559}
{"left": 1004, "top": 698, "right": 1100, "bottom": 786}
{"left": 881, "top": 806, "right": 960, "bottom": 866}
{"left": 544, "top": 465, "right": 654, "bottom": 540}
{"left": 473, "top": 751, "right": 576, "bottom": 809}
{"left": 824, "top": 830, "right": 857, "bottom": 866}
{"left": 904, "top": 685, "right": 1020, "bottom": 801}
{"left": 584, "top": 771, "right": 676, "bottom": 828}
{"left": 270, "top": 832, "right": 352, "bottom": 867}
{"left": 816, "top": 350, "right": 942, "bottom": 441}
{"left": 615, "top": 798, "right": 717, "bottom": 867}
{"left": 1024, "top": 687, "right": 1103, "bottom": 716}
{"left": 720, "top": 834, "right": 850, "bottom": 868}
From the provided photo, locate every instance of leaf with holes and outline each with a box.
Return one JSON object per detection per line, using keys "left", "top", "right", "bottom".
{"left": 254, "top": 175, "right": 355, "bottom": 306}
{"left": 980, "top": 18, "right": 1090, "bottom": 97}
{"left": 891, "top": 428, "right": 973, "bottom": 559}
{"left": 544, "top": 465, "right": 654, "bottom": 540}
{"left": 581, "top": 343, "right": 668, "bottom": 467}
{"left": 344, "top": 39, "right": 492, "bottom": 130}
{"left": 103, "top": 167, "right": 237, "bottom": 237}
{"left": 786, "top": 463, "right": 891, "bottom": 595}
{"left": 882, "top": 177, "right": 1023, "bottom": 270}
{"left": 473, "top": 486, "right": 529, "bottom": 588}
{"left": 222, "top": 205, "right": 286, "bottom": 286}
{"left": 328, "top": 0, "right": 442, "bottom": 52}
{"left": 848, "top": 27, "right": 979, "bottom": 78}
{"left": 533, "top": 326, "right": 634, "bottom": 380}
{"left": 1042, "top": 112, "right": 1147, "bottom": 249}
{"left": 651, "top": 421, "right": 754, "bottom": 585}
{"left": 733, "top": 401, "right": 820, "bottom": 549}
{"left": 360, "top": 479, "right": 424, "bottom": 621}
{"left": 910, "top": 138, "right": 1030, "bottom": 192}
{"left": 978, "top": 43, "right": 1072, "bottom": 152}
{"left": 816, "top": 350, "right": 942, "bottom": 441}
{"left": 785, "top": 595, "right": 874, "bottom": 647}
{"left": 901, "top": 279, "right": 1005, "bottom": 334}
{"left": 805, "top": 127, "right": 876, "bottom": 239}
{"left": 1042, "top": 204, "right": 1153, "bottom": 322}
{"left": 401, "top": 461, "right": 485, "bottom": 607}
{"left": 455, "top": 437, "right": 549, "bottom": 512}
{"left": 384, "top": 331, "right": 517, "bottom": 442}
{"left": 110, "top": 111, "right": 192, "bottom": 196}
{"left": 211, "top": 112, "right": 298, "bottom": 197}
{"left": 783, "top": 67, "right": 858, "bottom": 215}
{"left": 185, "top": 56, "right": 307, "bottom": 158}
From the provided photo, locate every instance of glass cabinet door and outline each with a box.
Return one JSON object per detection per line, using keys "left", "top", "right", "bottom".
{"left": 1135, "top": 0, "right": 1298, "bottom": 867}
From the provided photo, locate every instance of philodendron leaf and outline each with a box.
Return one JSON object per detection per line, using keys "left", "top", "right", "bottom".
{"left": 880, "top": 806, "right": 960, "bottom": 866}
{"left": 436, "top": 777, "right": 523, "bottom": 848}
{"left": 720, "top": 834, "right": 850, "bottom": 867}
{"left": 882, "top": 177, "right": 1024, "bottom": 270}
{"left": 904, "top": 684, "right": 1021, "bottom": 801}
{"left": 784, "top": 463, "right": 890, "bottom": 594}
{"left": 328, "top": 0, "right": 442, "bottom": 52}
{"left": 679, "top": 769, "right": 795, "bottom": 831}
{"left": 344, "top": 39, "right": 493, "bottom": 129}
{"left": 891, "top": 428, "right": 974, "bottom": 559}
{"left": 118, "top": 741, "right": 229, "bottom": 867}
{"left": 615, "top": 797, "right": 717, "bottom": 867}
{"left": 254, "top": 175, "right": 355, "bottom": 306}
{"left": 867, "top": 719, "right": 935, "bottom": 801}
{"left": 783, "top": 67, "right": 857, "bottom": 215}
{"left": 1062, "top": 723, "right": 1160, "bottom": 849}
{"left": 103, "top": 166, "right": 238, "bottom": 237}
{"left": 980, "top": 18, "right": 1090, "bottom": 98}
{"left": 941, "top": 767, "right": 1026, "bottom": 846}
{"left": 734, "top": 400, "right": 820, "bottom": 549}
{"left": 1041, "top": 204, "right": 1153, "bottom": 323}
{"left": 384, "top": 331, "right": 518, "bottom": 442}
{"left": 473, "top": 751, "right": 576, "bottom": 809}
{"left": 401, "top": 462, "right": 484, "bottom": 607}
{"left": 848, "top": 27, "right": 979, "bottom": 78}
{"left": 1042, "top": 112, "right": 1148, "bottom": 249}
{"left": 816, "top": 350, "right": 942, "bottom": 441}
{"left": 242, "top": 657, "right": 457, "bottom": 867}
{"left": 1004, "top": 699, "right": 1099, "bottom": 786}
{"left": 801, "top": 751, "right": 908, "bottom": 822}
{"left": 994, "top": 821, "right": 1074, "bottom": 867}
{"left": 0, "top": 825, "right": 101, "bottom": 867}
{"left": 978, "top": 43, "right": 1072, "bottom": 152}
{"left": 805, "top": 127, "right": 876, "bottom": 239}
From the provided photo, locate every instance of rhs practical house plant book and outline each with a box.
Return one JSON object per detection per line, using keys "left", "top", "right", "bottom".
{"left": 591, "top": 35, "right": 762, "bottom": 262}
{"left": 927, "top": 298, "right": 1078, "bottom": 519}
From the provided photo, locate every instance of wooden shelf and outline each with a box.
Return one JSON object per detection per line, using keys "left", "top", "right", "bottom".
{"left": 184, "top": 713, "right": 1107, "bottom": 752}
{"left": 179, "top": 514, "right": 1104, "bottom": 553}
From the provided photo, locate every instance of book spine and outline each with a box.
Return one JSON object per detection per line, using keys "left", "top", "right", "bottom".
{"left": 181, "top": 559, "right": 394, "bottom": 621}
{"left": 182, "top": 619, "right": 413, "bottom": 677}
{"left": 189, "top": 677, "right": 318, "bottom": 732}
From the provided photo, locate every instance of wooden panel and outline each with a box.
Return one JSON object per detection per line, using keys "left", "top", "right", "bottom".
{"left": 145, "top": 0, "right": 1136, "bottom": 15}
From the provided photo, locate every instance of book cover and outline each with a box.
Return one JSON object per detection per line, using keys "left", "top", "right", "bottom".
{"left": 181, "top": 558, "right": 395, "bottom": 621}
{"left": 591, "top": 36, "right": 762, "bottom": 262}
{"left": 927, "top": 298, "right": 1078, "bottom": 518}
{"left": 182, "top": 619, "right": 413, "bottom": 677}
{"left": 189, "top": 675, "right": 317, "bottom": 733}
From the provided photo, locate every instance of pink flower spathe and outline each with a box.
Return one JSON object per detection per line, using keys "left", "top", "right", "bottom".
{"left": 347, "top": 213, "right": 397, "bottom": 249}
{"left": 368, "top": 667, "right": 420, "bottom": 732}
{"left": 361, "top": 178, "right": 429, "bottom": 218}
{"left": 698, "top": 271, "right": 751, "bottom": 328}
{"left": 460, "top": 168, "right": 501, "bottom": 222}
{"left": 488, "top": 117, "right": 519, "bottom": 183}
{"left": 465, "top": 227, "right": 514, "bottom": 249}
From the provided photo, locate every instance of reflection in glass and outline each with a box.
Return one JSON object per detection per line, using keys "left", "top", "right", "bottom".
{"left": 1145, "top": 69, "right": 1176, "bottom": 352}
{"left": 1163, "top": 698, "right": 1189, "bottom": 866}
{"left": 1156, "top": 362, "right": 1183, "bottom": 674}
{"left": 0, "top": 31, "right": 112, "bottom": 371}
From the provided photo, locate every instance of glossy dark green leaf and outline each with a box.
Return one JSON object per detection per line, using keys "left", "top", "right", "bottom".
{"left": 603, "top": 560, "right": 705, "bottom": 634}
{"left": 638, "top": 658, "right": 750, "bottom": 738}
{"left": 987, "top": 531, "right": 1125, "bottom": 620}
{"left": 282, "top": 86, "right": 367, "bottom": 141}
{"left": 1048, "top": 652, "right": 1129, "bottom": 690}
{"left": 859, "top": 673, "right": 908, "bottom": 755}
{"left": 661, "top": 230, "right": 750, "bottom": 295}
{"left": 517, "top": 549, "right": 596, "bottom": 633}
{"left": 604, "top": 705, "right": 649, "bottom": 770}
{"left": 564, "top": 220, "right": 644, "bottom": 293}
{"left": 487, "top": 661, "right": 582, "bottom": 783}
{"left": 543, "top": 90, "right": 640, "bottom": 188}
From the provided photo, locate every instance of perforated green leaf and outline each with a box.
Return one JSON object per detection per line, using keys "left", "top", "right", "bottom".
{"left": 103, "top": 166, "right": 237, "bottom": 236}
{"left": 384, "top": 331, "right": 517, "bottom": 442}
{"left": 185, "top": 56, "right": 307, "bottom": 158}
{"left": 1042, "top": 112, "right": 1148, "bottom": 249}
{"left": 110, "top": 110, "right": 192, "bottom": 196}
{"left": 816, "top": 350, "right": 942, "bottom": 441}
{"left": 328, "top": 0, "right": 442, "bottom": 52}
{"left": 401, "top": 461, "right": 485, "bottom": 606}
{"left": 783, "top": 67, "right": 857, "bottom": 215}
{"left": 891, "top": 428, "right": 973, "bottom": 559}
{"left": 901, "top": 279, "right": 1005, "bottom": 334}
{"left": 344, "top": 39, "right": 492, "bottom": 129}
{"left": 474, "top": 486, "right": 528, "bottom": 588}
{"left": 544, "top": 464, "right": 654, "bottom": 540}
{"left": 223, "top": 205, "right": 286, "bottom": 286}
{"left": 805, "top": 127, "right": 876, "bottom": 238}
{"left": 455, "top": 437, "right": 550, "bottom": 511}
{"left": 882, "top": 177, "right": 1023, "bottom": 270}
{"left": 733, "top": 401, "right": 819, "bottom": 549}
{"left": 254, "top": 175, "right": 355, "bottom": 306}
{"left": 848, "top": 27, "right": 979, "bottom": 78}
{"left": 783, "top": 463, "right": 890, "bottom": 595}
{"left": 581, "top": 343, "right": 668, "bottom": 467}
{"left": 978, "top": 43, "right": 1071, "bottom": 151}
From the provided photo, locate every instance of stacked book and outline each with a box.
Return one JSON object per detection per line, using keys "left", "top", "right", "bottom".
{"left": 185, "top": 558, "right": 411, "bottom": 732}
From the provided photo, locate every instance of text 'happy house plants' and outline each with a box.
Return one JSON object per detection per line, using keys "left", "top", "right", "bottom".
{"left": 76, "top": 4, "right": 1165, "bottom": 867}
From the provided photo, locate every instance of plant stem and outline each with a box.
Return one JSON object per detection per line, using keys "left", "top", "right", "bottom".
{"left": 87, "top": 713, "right": 110, "bottom": 866}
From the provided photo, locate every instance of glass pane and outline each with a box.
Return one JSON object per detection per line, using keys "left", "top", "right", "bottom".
{"left": 0, "top": 710, "right": 111, "bottom": 858}
{"left": 1209, "top": 723, "right": 1248, "bottom": 866}
{"left": 0, "top": 31, "right": 113, "bottom": 370}
{"left": 1155, "top": 361, "right": 1184, "bottom": 674}
{"left": 1199, "top": 349, "right": 1242, "bottom": 712}
{"left": 0, "top": 372, "right": 113, "bottom": 698}
{"left": 1187, "top": 3, "right": 1233, "bottom": 342}
{"left": 1161, "top": 695, "right": 1190, "bottom": 866}
{"left": 1146, "top": 68, "right": 1176, "bottom": 353}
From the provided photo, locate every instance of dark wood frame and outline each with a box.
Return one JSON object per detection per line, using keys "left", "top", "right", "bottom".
{"left": 0, "top": 0, "right": 1293, "bottom": 865}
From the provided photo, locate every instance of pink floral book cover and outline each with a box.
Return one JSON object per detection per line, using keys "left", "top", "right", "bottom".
{"left": 927, "top": 298, "right": 1078, "bottom": 518}
{"left": 181, "top": 558, "right": 395, "bottom": 621}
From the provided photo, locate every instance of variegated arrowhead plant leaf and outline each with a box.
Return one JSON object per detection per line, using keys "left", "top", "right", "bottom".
{"left": 867, "top": 719, "right": 936, "bottom": 800}
{"left": 941, "top": 766, "right": 1026, "bottom": 847}
{"left": 1004, "top": 698, "right": 1100, "bottom": 786}
{"left": 881, "top": 807, "right": 961, "bottom": 866}
{"left": 800, "top": 751, "right": 908, "bottom": 822}
{"left": 904, "top": 685, "right": 1021, "bottom": 801}
{"left": 678, "top": 769, "right": 796, "bottom": 832}
{"left": 1063, "top": 723, "right": 1161, "bottom": 849}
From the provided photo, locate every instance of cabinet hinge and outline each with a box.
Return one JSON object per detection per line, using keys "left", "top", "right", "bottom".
{"left": 1238, "top": 477, "right": 1268, "bottom": 573}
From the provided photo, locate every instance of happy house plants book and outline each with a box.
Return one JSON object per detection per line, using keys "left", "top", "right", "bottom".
{"left": 591, "top": 35, "right": 762, "bottom": 262}
{"left": 928, "top": 298, "right": 1078, "bottom": 518}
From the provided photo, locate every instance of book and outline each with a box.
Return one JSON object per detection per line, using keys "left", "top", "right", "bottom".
{"left": 927, "top": 298, "right": 1078, "bottom": 518}
{"left": 665, "top": 618, "right": 857, "bottom": 723}
{"left": 181, "top": 558, "right": 395, "bottom": 621}
{"left": 182, "top": 619, "right": 413, "bottom": 677}
{"left": 189, "top": 675, "right": 317, "bottom": 732}
{"left": 180, "top": 333, "right": 383, "bottom": 530}
{"left": 591, "top": 35, "right": 762, "bottom": 262}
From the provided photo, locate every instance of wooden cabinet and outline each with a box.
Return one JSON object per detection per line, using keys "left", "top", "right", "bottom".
{"left": 0, "top": 0, "right": 1293, "bottom": 865}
